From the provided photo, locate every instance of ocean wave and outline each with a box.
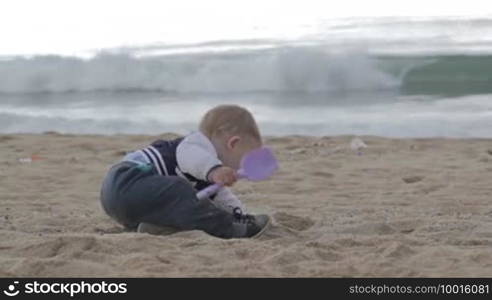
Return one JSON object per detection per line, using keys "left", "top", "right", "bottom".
{"left": 0, "top": 48, "right": 398, "bottom": 94}
{"left": 2, "top": 46, "right": 492, "bottom": 96}
{"left": 397, "top": 55, "right": 492, "bottom": 95}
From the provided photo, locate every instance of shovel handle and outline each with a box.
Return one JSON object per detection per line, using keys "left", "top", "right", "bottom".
{"left": 196, "top": 183, "right": 223, "bottom": 200}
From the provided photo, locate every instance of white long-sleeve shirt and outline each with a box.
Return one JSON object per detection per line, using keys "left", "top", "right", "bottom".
{"left": 176, "top": 132, "right": 246, "bottom": 213}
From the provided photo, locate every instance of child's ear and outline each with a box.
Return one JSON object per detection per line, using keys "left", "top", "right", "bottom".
{"left": 227, "top": 136, "right": 241, "bottom": 149}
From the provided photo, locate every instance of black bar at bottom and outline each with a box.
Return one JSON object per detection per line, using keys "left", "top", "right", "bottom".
{"left": 0, "top": 278, "right": 490, "bottom": 299}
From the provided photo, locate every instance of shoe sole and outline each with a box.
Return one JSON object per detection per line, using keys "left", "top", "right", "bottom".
{"left": 137, "top": 222, "right": 180, "bottom": 235}
{"left": 251, "top": 215, "right": 271, "bottom": 239}
{"left": 138, "top": 217, "right": 272, "bottom": 239}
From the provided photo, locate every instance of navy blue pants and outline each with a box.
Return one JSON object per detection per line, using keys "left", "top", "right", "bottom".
{"left": 100, "top": 161, "right": 236, "bottom": 238}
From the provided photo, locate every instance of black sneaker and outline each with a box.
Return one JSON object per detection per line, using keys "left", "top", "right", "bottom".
{"left": 231, "top": 213, "right": 271, "bottom": 238}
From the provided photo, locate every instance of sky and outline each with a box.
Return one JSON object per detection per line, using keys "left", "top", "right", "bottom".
{"left": 1, "top": 0, "right": 491, "bottom": 56}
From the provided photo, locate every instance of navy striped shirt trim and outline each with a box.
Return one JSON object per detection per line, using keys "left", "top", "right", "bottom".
{"left": 148, "top": 146, "right": 169, "bottom": 175}
{"left": 141, "top": 148, "right": 165, "bottom": 175}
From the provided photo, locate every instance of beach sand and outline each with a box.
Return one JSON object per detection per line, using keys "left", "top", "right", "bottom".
{"left": 1, "top": 133, "right": 491, "bottom": 277}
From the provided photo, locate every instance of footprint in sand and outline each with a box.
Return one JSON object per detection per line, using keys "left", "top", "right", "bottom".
{"left": 19, "top": 236, "right": 97, "bottom": 258}
{"left": 381, "top": 242, "right": 417, "bottom": 259}
{"left": 93, "top": 226, "right": 127, "bottom": 234}
{"left": 310, "top": 171, "right": 335, "bottom": 178}
{"left": 259, "top": 224, "right": 302, "bottom": 240}
{"left": 273, "top": 212, "right": 315, "bottom": 231}
{"left": 402, "top": 176, "right": 424, "bottom": 184}
{"left": 340, "top": 222, "right": 396, "bottom": 235}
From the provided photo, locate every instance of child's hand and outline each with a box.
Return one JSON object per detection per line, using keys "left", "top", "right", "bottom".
{"left": 208, "top": 166, "right": 237, "bottom": 186}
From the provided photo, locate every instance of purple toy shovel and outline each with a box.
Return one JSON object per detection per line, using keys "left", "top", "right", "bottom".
{"left": 196, "top": 147, "right": 278, "bottom": 200}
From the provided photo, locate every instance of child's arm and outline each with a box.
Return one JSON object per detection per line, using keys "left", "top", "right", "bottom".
{"left": 176, "top": 132, "right": 247, "bottom": 213}
{"left": 213, "top": 187, "right": 247, "bottom": 214}
{"left": 176, "top": 133, "right": 222, "bottom": 181}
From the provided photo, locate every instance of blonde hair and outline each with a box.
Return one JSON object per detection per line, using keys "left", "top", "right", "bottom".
{"left": 199, "top": 105, "right": 261, "bottom": 142}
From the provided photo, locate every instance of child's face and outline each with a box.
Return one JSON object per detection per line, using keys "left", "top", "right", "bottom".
{"left": 216, "top": 135, "right": 262, "bottom": 170}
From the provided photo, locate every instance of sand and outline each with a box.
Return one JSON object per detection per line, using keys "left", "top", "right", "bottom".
{"left": 1, "top": 132, "right": 492, "bottom": 277}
